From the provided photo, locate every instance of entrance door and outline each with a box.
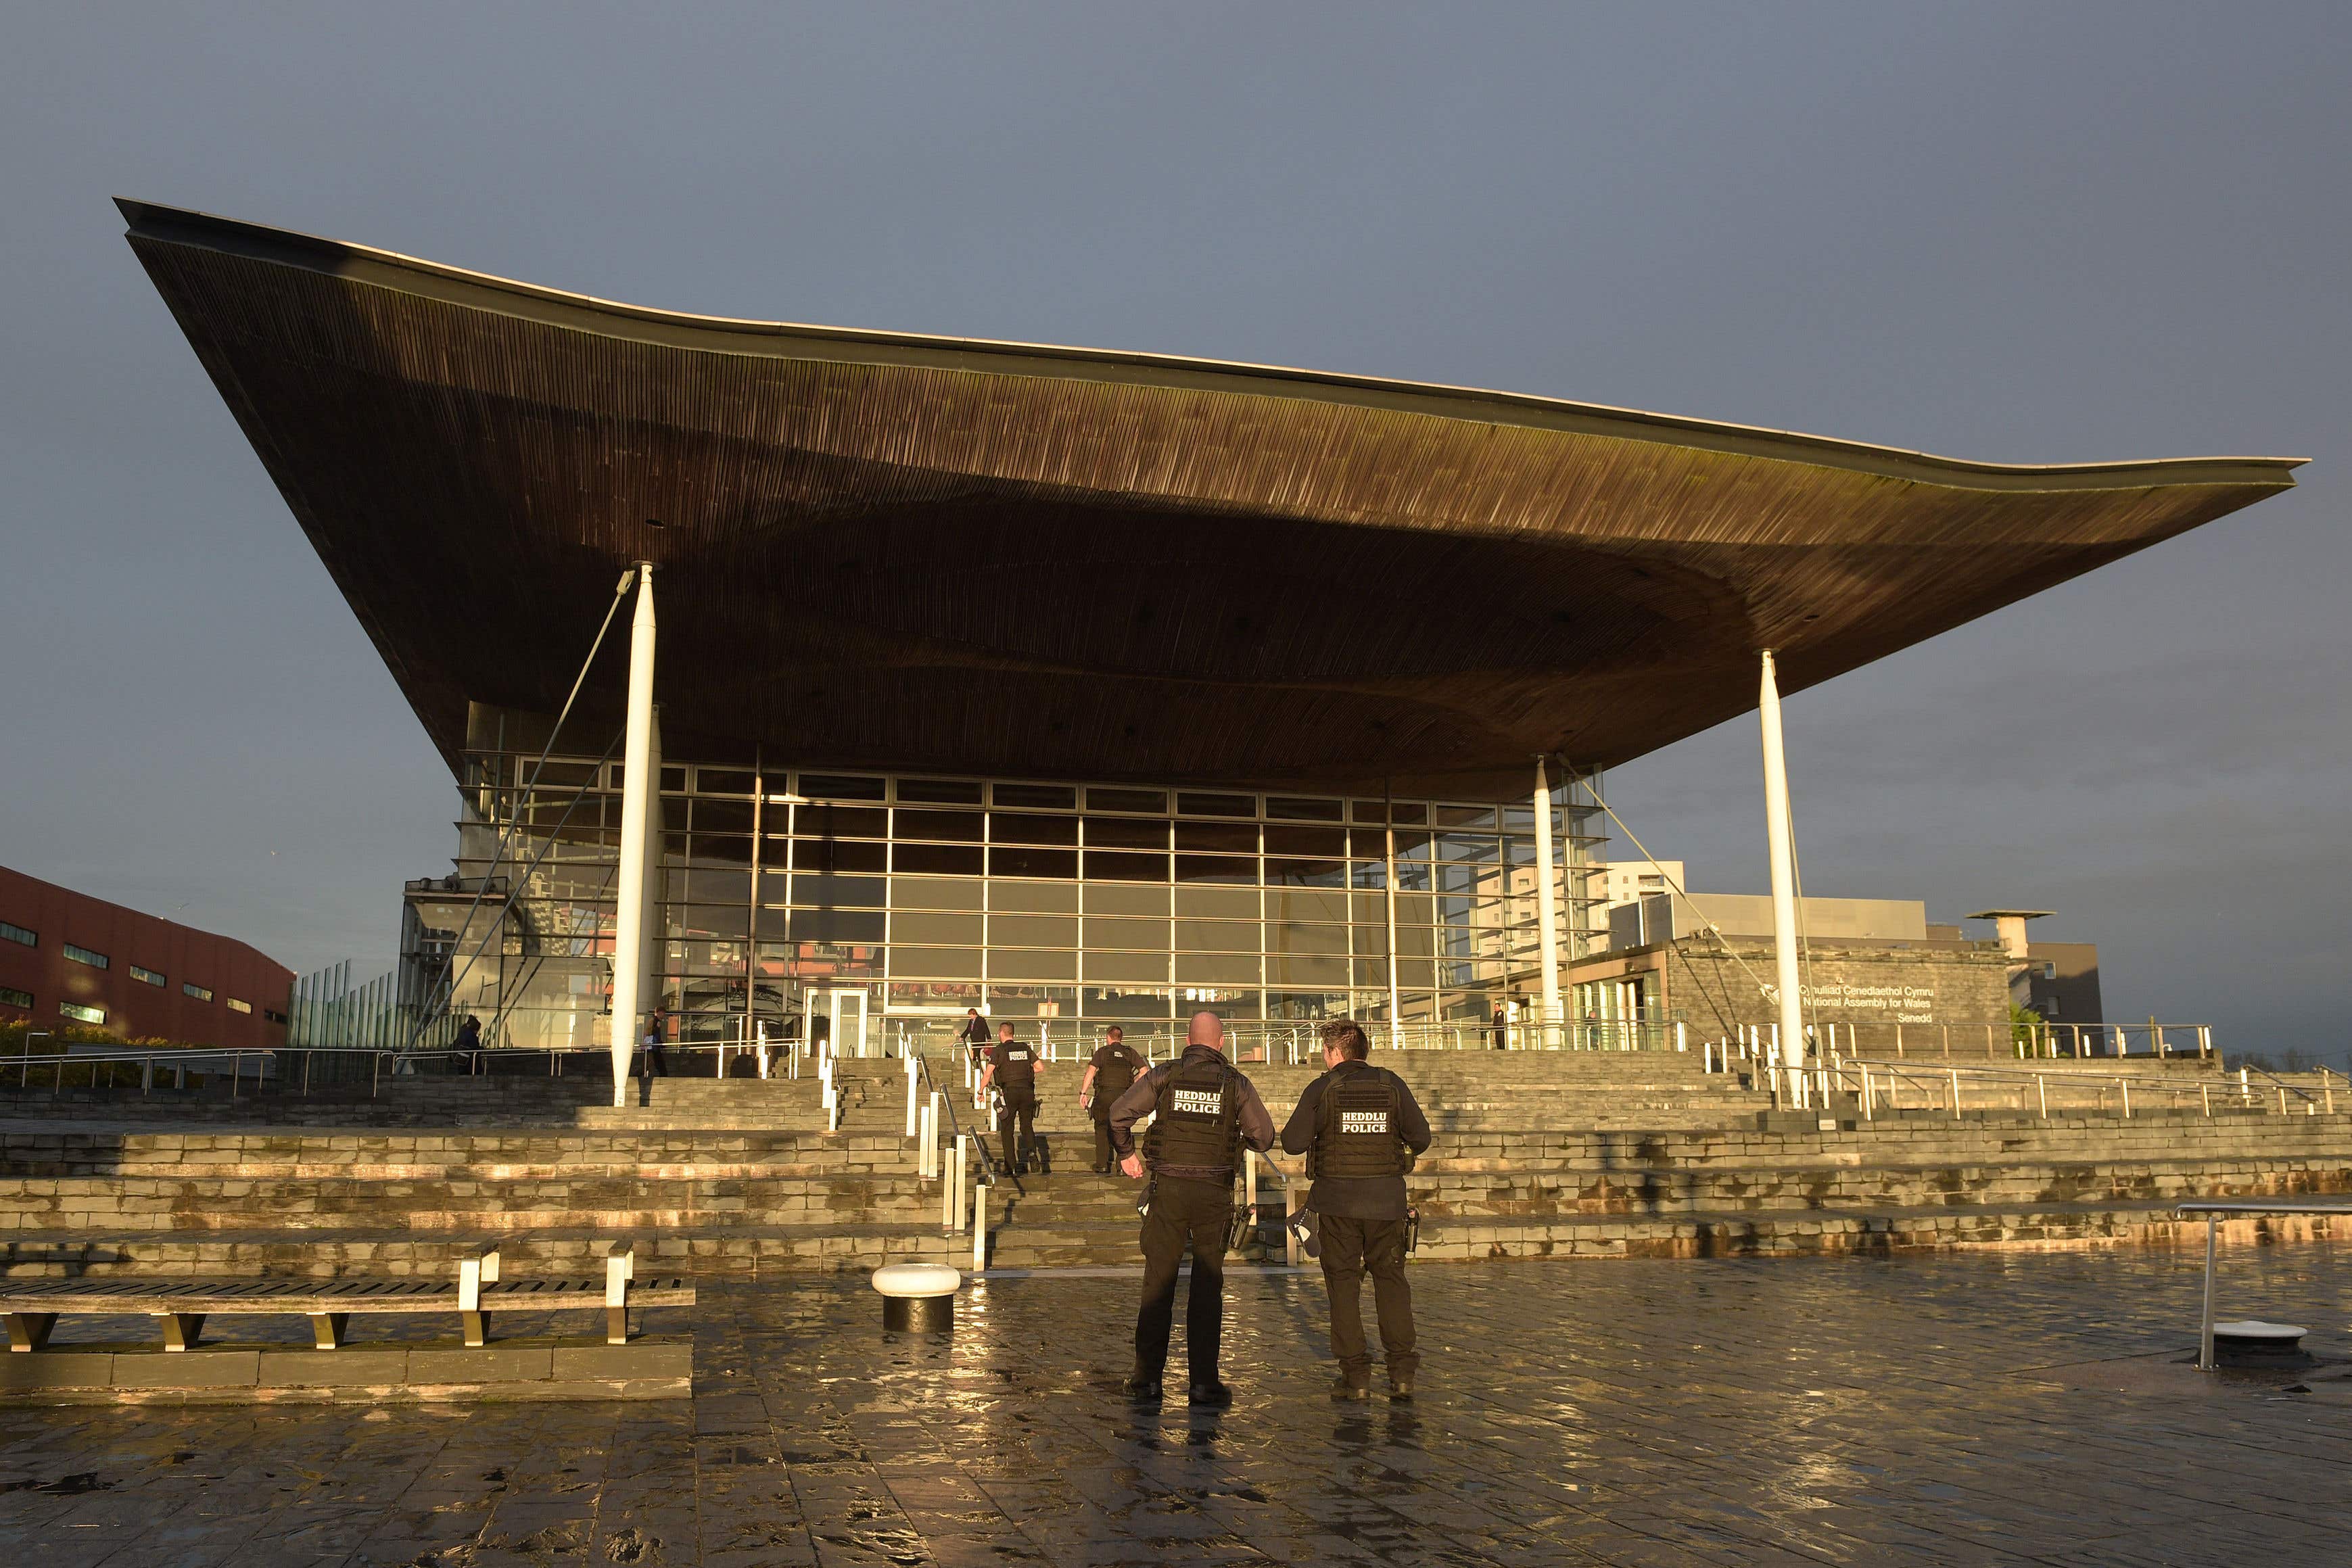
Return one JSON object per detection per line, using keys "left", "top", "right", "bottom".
{"left": 828, "top": 989, "right": 870, "bottom": 1059}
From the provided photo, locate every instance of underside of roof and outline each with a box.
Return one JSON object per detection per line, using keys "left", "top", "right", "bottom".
{"left": 120, "top": 199, "right": 2301, "bottom": 800}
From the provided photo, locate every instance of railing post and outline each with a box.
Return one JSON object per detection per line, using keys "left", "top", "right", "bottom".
{"left": 952, "top": 1135, "right": 968, "bottom": 1233}
{"left": 2120, "top": 1077, "right": 2131, "bottom": 1118}
{"left": 2037, "top": 1074, "right": 2048, "bottom": 1120}
{"left": 2198, "top": 1214, "right": 2218, "bottom": 1372}
{"left": 1948, "top": 1068, "right": 1960, "bottom": 1117}
{"left": 972, "top": 1183, "right": 987, "bottom": 1273}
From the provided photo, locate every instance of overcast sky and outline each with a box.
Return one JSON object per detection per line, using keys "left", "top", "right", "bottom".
{"left": 2, "top": 5, "right": 2345, "bottom": 1054}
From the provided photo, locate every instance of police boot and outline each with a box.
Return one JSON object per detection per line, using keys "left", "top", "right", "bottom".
{"left": 1389, "top": 1376, "right": 1415, "bottom": 1402}
{"left": 1330, "top": 1377, "right": 1371, "bottom": 1402}
{"left": 1121, "top": 1369, "right": 1162, "bottom": 1401}
{"left": 1187, "top": 1380, "right": 1233, "bottom": 1408}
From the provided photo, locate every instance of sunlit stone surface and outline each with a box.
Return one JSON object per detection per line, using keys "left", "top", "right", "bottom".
{"left": 2, "top": 1248, "right": 2347, "bottom": 1565}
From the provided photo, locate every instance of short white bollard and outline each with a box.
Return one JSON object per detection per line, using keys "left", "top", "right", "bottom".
{"left": 872, "top": 1262, "right": 961, "bottom": 1333}
{"left": 972, "top": 1183, "right": 988, "bottom": 1272}
{"left": 904, "top": 1055, "right": 919, "bottom": 1138}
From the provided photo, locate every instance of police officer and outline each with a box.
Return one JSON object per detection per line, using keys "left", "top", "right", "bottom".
{"left": 1079, "top": 1025, "right": 1147, "bottom": 1173}
{"left": 979, "top": 1020, "right": 1046, "bottom": 1175}
{"left": 1108, "top": 1010, "right": 1275, "bottom": 1406}
{"left": 1280, "top": 1017, "right": 1431, "bottom": 1401}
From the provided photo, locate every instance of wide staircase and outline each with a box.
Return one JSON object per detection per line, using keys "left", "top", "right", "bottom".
{"left": 1, "top": 1051, "right": 2346, "bottom": 1279}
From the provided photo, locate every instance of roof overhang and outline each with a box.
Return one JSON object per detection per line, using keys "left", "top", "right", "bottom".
{"left": 120, "top": 199, "right": 2303, "bottom": 799}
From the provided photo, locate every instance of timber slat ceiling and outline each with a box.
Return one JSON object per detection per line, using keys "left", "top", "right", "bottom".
{"left": 119, "top": 200, "right": 2301, "bottom": 800}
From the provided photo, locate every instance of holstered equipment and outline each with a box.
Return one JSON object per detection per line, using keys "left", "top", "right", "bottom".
{"left": 1288, "top": 1204, "right": 1323, "bottom": 1260}
{"left": 1144, "top": 1053, "right": 1242, "bottom": 1181}
{"left": 1225, "top": 1193, "right": 1254, "bottom": 1254}
{"left": 1308, "top": 1066, "right": 1413, "bottom": 1180}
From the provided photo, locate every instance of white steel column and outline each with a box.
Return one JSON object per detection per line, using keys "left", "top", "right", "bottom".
{"left": 610, "top": 564, "right": 658, "bottom": 1106}
{"left": 1758, "top": 650, "right": 1807, "bottom": 1107}
{"left": 1533, "top": 758, "right": 1561, "bottom": 1050}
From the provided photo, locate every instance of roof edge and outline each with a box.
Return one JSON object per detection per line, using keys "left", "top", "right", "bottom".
{"left": 117, "top": 197, "right": 2307, "bottom": 494}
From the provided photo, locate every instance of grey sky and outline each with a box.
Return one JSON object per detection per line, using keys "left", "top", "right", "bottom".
{"left": 2, "top": 5, "right": 2345, "bottom": 1052}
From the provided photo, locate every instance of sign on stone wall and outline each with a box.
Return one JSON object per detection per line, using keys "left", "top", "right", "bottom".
{"left": 1661, "top": 941, "right": 2010, "bottom": 1032}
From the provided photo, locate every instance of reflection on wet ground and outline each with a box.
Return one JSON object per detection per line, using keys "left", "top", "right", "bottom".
{"left": 2, "top": 1245, "right": 2348, "bottom": 1565}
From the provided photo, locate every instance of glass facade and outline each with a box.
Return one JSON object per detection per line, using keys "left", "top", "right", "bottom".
{"left": 402, "top": 705, "right": 1608, "bottom": 1055}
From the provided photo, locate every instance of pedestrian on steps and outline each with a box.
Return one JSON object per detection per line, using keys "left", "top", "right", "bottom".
{"left": 980, "top": 1020, "right": 1045, "bottom": 1175}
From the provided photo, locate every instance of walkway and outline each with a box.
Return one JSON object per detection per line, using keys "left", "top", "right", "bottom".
{"left": 2, "top": 1245, "right": 2347, "bottom": 1565}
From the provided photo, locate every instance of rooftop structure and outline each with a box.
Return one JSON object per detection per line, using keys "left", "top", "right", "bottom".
{"left": 120, "top": 200, "right": 2300, "bottom": 801}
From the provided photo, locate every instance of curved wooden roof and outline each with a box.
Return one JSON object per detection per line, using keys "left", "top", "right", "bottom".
{"left": 120, "top": 199, "right": 2301, "bottom": 799}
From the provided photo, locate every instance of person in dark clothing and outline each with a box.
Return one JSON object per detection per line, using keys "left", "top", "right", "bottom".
{"left": 1079, "top": 1024, "right": 1148, "bottom": 1173}
{"left": 959, "top": 1007, "right": 991, "bottom": 1070}
{"left": 637, "top": 1013, "right": 669, "bottom": 1079}
{"left": 1280, "top": 1017, "right": 1432, "bottom": 1400}
{"left": 1109, "top": 1012, "right": 1277, "bottom": 1406}
{"left": 452, "top": 1015, "right": 482, "bottom": 1053}
{"left": 980, "top": 1021, "right": 1045, "bottom": 1174}
{"left": 1490, "top": 1001, "right": 1509, "bottom": 1050}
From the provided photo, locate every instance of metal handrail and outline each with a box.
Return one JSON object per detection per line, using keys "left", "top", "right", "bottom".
{"left": 1825, "top": 1055, "right": 2337, "bottom": 1122}
{"left": 2176, "top": 1201, "right": 2352, "bottom": 1370}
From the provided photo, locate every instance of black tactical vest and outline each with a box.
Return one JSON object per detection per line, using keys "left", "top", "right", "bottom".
{"left": 1309, "top": 1066, "right": 1411, "bottom": 1179}
{"left": 1144, "top": 1053, "right": 1241, "bottom": 1179}
{"left": 993, "top": 1040, "right": 1037, "bottom": 1095}
{"left": 1093, "top": 1045, "right": 1142, "bottom": 1106}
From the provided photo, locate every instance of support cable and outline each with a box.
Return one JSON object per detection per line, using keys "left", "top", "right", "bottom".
{"left": 1569, "top": 769, "right": 1784, "bottom": 1015}
{"left": 422, "top": 728, "right": 625, "bottom": 1058}
{"left": 404, "top": 569, "right": 636, "bottom": 1051}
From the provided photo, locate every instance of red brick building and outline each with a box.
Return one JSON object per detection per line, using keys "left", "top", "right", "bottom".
{"left": 0, "top": 866, "right": 291, "bottom": 1049}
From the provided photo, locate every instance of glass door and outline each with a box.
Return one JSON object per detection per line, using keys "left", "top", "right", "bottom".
{"left": 830, "top": 989, "right": 870, "bottom": 1058}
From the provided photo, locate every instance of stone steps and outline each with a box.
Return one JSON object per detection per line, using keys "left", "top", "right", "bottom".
{"left": 2, "top": 1150, "right": 2344, "bottom": 1239}
{"left": 9, "top": 1197, "right": 2321, "bottom": 1277}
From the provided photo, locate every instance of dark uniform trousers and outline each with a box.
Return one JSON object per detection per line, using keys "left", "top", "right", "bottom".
{"left": 1135, "top": 1176, "right": 1233, "bottom": 1384}
{"left": 998, "top": 1090, "right": 1039, "bottom": 1172}
{"left": 1319, "top": 1214, "right": 1417, "bottom": 1385}
{"left": 1091, "top": 1113, "right": 1116, "bottom": 1172}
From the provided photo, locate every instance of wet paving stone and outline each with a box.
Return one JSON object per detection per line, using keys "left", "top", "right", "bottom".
{"left": 1, "top": 1243, "right": 2350, "bottom": 1563}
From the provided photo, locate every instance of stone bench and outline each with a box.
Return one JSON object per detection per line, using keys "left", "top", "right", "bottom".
{"left": 1, "top": 1239, "right": 692, "bottom": 1352}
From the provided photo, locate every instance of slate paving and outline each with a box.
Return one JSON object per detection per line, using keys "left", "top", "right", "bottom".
{"left": 1, "top": 1243, "right": 2348, "bottom": 1565}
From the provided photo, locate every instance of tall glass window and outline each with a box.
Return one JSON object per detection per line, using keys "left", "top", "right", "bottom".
{"left": 411, "top": 703, "right": 1604, "bottom": 1053}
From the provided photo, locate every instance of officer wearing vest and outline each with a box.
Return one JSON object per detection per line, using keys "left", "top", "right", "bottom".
{"left": 1079, "top": 1025, "right": 1147, "bottom": 1173}
{"left": 979, "top": 1021, "right": 1047, "bottom": 1175}
{"left": 1107, "top": 1010, "right": 1276, "bottom": 1406}
{"left": 1279, "top": 1018, "right": 1432, "bottom": 1400}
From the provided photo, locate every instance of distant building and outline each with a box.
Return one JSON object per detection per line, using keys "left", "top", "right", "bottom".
{"left": 1595, "top": 859, "right": 1685, "bottom": 915}
{"left": 1966, "top": 910, "right": 2102, "bottom": 1024}
{"left": 1570, "top": 892, "right": 2106, "bottom": 1042}
{"left": 1578, "top": 890, "right": 2006, "bottom": 1041}
{"left": 0, "top": 865, "right": 291, "bottom": 1048}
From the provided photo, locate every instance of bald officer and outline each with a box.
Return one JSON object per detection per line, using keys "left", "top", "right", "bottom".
{"left": 1108, "top": 1011, "right": 1275, "bottom": 1406}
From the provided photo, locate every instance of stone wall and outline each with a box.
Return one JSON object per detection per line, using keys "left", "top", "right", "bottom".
{"left": 1661, "top": 938, "right": 2011, "bottom": 1037}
